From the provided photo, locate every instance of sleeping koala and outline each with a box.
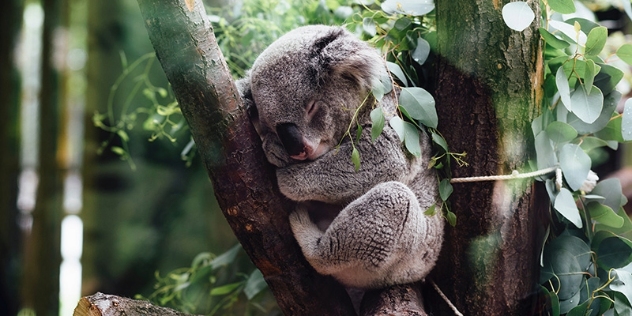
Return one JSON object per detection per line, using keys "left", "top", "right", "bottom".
{"left": 237, "top": 25, "right": 444, "bottom": 289}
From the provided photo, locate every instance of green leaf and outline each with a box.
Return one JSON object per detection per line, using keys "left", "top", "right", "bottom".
{"left": 587, "top": 202, "right": 624, "bottom": 228}
{"left": 362, "top": 17, "right": 377, "bottom": 36}
{"left": 612, "top": 269, "right": 632, "bottom": 310}
{"left": 439, "top": 178, "right": 453, "bottom": 201}
{"left": 403, "top": 122, "right": 421, "bottom": 157}
{"left": 351, "top": 147, "right": 361, "bottom": 172}
{"left": 567, "top": 90, "right": 620, "bottom": 134}
{"left": 595, "top": 233, "right": 632, "bottom": 269}
{"left": 591, "top": 178, "right": 626, "bottom": 212}
{"left": 570, "top": 85, "right": 603, "bottom": 124}
{"left": 549, "top": 20, "right": 587, "bottom": 45}
{"left": 111, "top": 146, "right": 125, "bottom": 156}
{"left": 446, "top": 210, "right": 457, "bottom": 227}
{"left": 556, "top": 66, "right": 572, "bottom": 111}
{"left": 424, "top": 204, "right": 436, "bottom": 216}
{"left": 399, "top": 87, "right": 438, "bottom": 128}
{"left": 431, "top": 132, "right": 448, "bottom": 152}
{"left": 540, "top": 27, "right": 571, "bottom": 50}
{"left": 617, "top": 44, "right": 632, "bottom": 65}
{"left": 389, "top": 116, "right": 405, "bottom": 141}
{"left": 582, "top": 59, "right": 597, "bottom": 93}
{"left": 559, "top": 143, "right": 591, "bottom": 191}
{"left": 595, "top": 115, "right": 624, "bottom": 142}
{"left": 243, "top": 269, "right": 267, "bottom": 300}
{"left": 535, "top": 132, "right": 557, "bottom": 170}
{"left": 412, "top": 37, "right": 431, "bottom": 65}
{"left": 613, "top": 292, "right": 632, "bottom": 316}
{"left": 386, "top": 62, "right": 408, "bottom": 87}
{"left": 381, "top": 0, "right": 434, "bottom": 16}
{"left": 578, "top": 136, "right": 609, "bottom": 152}
{"left": 584, "top": 26, "right": 607, "bottom": 56}
{"left": 548, "top": 0, "right": 576, "bottom": 14}
{"left": 545, "top": 121, "right": 577, "bottom": 144}
{"left": 554, "top": 188, "right": 583, "bottom": 228}
{"left": 502, "top": 1, "right": 535, "bottom": 32}
{"left": 623, "top": 98, "right": 632, "bottom": 141}
{"left": 594, "top": 64, "right": 624, "bottom": 95}
{"left": 370, "top": 107, "right": 385, "bottom": 141}
{"left": 210, "top": 282, "right": 242, "bottom": 296}
{"left": 210, "top": 244, "right": 241, "bottom": 270}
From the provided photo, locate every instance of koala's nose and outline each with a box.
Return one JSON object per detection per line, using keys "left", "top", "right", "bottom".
{"left": 276, "top": 123, "right": 305, "bottom": 157}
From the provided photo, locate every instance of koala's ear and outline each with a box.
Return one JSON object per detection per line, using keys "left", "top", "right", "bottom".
{"left": 236, "top": 72, "right": 258, "bottom": 121}
{"left": 311, "top": 27, "right": 385, "bottom": 91}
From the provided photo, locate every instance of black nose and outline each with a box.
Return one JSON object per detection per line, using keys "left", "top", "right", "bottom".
{"left": 276, "top": 123, "right": 305, "bottom": 156}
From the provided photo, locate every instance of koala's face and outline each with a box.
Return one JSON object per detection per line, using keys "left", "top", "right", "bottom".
{"left": 246, "top": 26, "right": 385, "bottom": 167}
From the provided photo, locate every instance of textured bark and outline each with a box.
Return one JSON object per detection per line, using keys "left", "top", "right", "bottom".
{"left": 0, "top": 0, "right": 23, "bottom": 314}
{"left": 135, "top": 0, "right": 355, "bottom": 314}
{"left": 73, "top": 293, "right": 199, "bottom": 316}
{"left": 431, "top": 0, "right": 545, "bottom": 315}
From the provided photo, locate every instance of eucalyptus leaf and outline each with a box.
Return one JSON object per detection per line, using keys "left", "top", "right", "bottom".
{"left": 622, "top": 99, "right": 632, "bottom": 141}
{"left": 567, "top": 90, "right": 620, "bottom": 135}
{"left": 548, "top": 0, "right": 576, "bottom": 14}
{"left": 439, "top": 178, "right": 453, "bottom": 201}
{"left": 432, "top": 132, "right": 448, "bottom": 152}
{"left": 583, "top": 59, "right": 597, "bottom": 92}
{"left": 403, "top": 122, "right": 422, "bottom": 157}
{"left": 554, "top": 188, "right": 583, "bottom": 228}
{"left": 387, "top": 62, "right": 409, "bottom": 87}
{"left": 540, "top": 27, "right": 571, "bottom": 50}
{"left": 594, "top": 64, "right": 624, "bottom": 95}
{"left": 549, "top": 20, "right": 587, "bottom": 46}
{"left": 370, "top": 107, "right": 385, "bottom": 141}
{"left": 351, "top": 147, "right": 361, "bottom": 171}
{"left": 559, "top": 143, "right": 591, "bottom": 191}
{"left": 595, "top": 115, "right": 624, "bottom": 142}
{"left": 243, "top": 269, "right": 267, "bottom": 299}
{"left": 556, "top": 66, "right": 572, "bottom": 111}
{"left": 545, "top": 121, "right": 577, "bottom": 145}
{"left": 535, "top": 132, "right": 557, "bottom": 170}
{"left": 578, "top": 136, "right": 609, "bottom": 152}
{"left": 502, "top": 2, "right": 535, "bottom": 32}
{"left": 570, "top": 85, "right": 603, "bottom": 124}
{"left": 587, "top": 202, "right": 624, "bottom": 228}
{"left": 399, "top": 87, "right": 438, "bottom": 128}
{"left": 591, "top": 178, "right": 625, "bottom": 212}
{"left": 612, "top": 269, "right": 632, "bottom": 309}
{"left": 596, "top": 234, "right": 632, "bottom": 269}
{"left": 585, "top": 26, "right": 607, "bottom": 56}
{"left": 412, "top": 37, "right": 431, "bottom": 65}
{"left": 616, "top": 44, "right": 632, "bottom": 65}
{"left": 381, "top": 0, "right": 434, "bottom": 16}
{"left": 210, "top": 244, "right": 241, "bottom": 270}
{"left": 389, "top": 116, "right": 406, "bottom": 141}
{"left": 362, "top": 17, "right": 377, "bottom": 36}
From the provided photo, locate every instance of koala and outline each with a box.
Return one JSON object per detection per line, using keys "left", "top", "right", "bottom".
{"left": 237, "top": 25, "right": 444, "bottom": 289}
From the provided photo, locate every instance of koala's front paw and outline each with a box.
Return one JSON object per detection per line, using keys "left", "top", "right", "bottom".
{"left": 262, "top": 136, "right": 290, "bottom": 168}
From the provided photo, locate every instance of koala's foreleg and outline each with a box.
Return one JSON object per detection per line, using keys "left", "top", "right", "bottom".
{"left": 289, "top": 181, "right": 428, "bottom": 288}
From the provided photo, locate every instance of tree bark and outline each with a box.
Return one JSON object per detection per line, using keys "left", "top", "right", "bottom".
{"left": 135, "top": 0, "right": 356, "bottom": 314}
{"left": 0, "top": 0, "right": 23, "bottom": 314}
{"left": 73, "top": 293, "right": 199, "bottom": 316}
{"left": 431, "top": 0, "right": 545, "bottom": 315}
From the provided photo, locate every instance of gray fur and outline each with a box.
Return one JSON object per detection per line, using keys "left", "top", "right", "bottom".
{"left": 238, "top": 25, "right": 444, "bottom": 289}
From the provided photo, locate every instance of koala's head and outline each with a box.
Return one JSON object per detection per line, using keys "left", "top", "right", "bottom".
{"left": 244, "top": 25, "right": 386, "bottom": 167}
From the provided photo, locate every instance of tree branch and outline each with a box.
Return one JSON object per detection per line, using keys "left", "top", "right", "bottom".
{"left": 134, "top": 0, "right": 354, "bottom": 314}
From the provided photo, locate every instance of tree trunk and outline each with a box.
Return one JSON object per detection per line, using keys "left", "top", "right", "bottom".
{"left": 21, "top": 0, "right": 65, "bottom": 314}
{"left": 73, "top": 293, "right": 198, "bottom": 316}
{"left": 135, "top": 0, "right": 355, "bottom": 314}
{"left": 431, "top": 0, "right": 545, "bottom": 315}
{"left": 0, "top": 0, "right": 23, "bottom": 314}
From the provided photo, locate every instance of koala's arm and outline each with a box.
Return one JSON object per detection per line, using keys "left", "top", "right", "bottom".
{"left": 277, "top": 126, "right": 410, "bottom": 204}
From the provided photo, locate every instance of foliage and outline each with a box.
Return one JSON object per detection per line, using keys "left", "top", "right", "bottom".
{"left": 137, "top": 244, "right": 279, "bottom": 315}
{"left": 502, "top": 1, "right": 632, "bottom": 315}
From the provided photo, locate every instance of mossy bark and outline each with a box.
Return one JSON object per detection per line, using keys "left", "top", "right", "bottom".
{"left": 431, "top": 0, "right": 546, "bottom": 314}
